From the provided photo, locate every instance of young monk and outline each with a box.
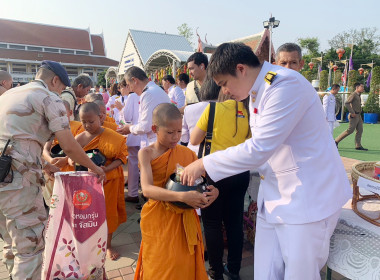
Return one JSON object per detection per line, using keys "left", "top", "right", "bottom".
{"left": 74, "top": 102, "right": 128, "bottom": 260}
{"left": 134, "top": 103, "right": 219, "bottom": 280}
{"left": 42, "top": 100, "right": 82, "bottom": 204}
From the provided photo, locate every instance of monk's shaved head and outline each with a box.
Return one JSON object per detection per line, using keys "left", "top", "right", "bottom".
{"left": 153, "top": 103, "right": 182, "bottom": 127}
{"left": 93, "top": 99, "right": 106, "bottom": 109}
{"left": 62, "top": 100, "right": 71, "bottom": 111}
{"left": 79, "top": 102, "right": 100, "bottom": 116}
{"left": 0, "top": 70, "right": 12, "bottom": 82}
{"left": 85, "top": 93, "right": 104, "bottom": 103}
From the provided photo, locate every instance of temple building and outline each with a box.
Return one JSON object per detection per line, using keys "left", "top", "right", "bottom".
{"left": 0, "top": 18, "right": 118, "bottom": 84}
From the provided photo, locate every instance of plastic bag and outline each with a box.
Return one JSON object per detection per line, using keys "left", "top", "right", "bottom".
{"left": 42, "top": 171, "right": 107, "bottom": 280}
{"left": 175, "top": 163, "right": 203, "bottom": 185}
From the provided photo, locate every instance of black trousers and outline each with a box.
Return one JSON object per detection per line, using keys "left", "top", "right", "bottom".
{"left": 201, "top": 171, "right": 250, "bottom": 279}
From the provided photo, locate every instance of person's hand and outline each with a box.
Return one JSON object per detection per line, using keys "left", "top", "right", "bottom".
{"left": 181, "top": 159, "right": 205, "bottom": 186}
{"left": 110, "top": 104, "right": 115, "bottom": 110}
{"left": 350, "top": 113, "right": 356, "bottom": 118}
{"left": 202, "top": 185, "right": 219, "bottom": 208}
{"left": 51, "top": 157, "right": 68, "bottom": 169}
{"left": 179, "top": 191, "right": 208, "bottom": 209}
{"left": 43, "top": 162, "right": 60, "bottom": 180}
{"left": 68, "top": 158, "right": 75, "bottom": 166}
{"left": 115, "top": 100, "right": 123, "bottom": 111}
{"left": 89, "top": 166, "right": 106, "bottom": 184}
{"left": 100, "top": 165, "right": 109, "bottom": 173}
{"left": 116, "top": 124, "right": 131, "bottom": 135}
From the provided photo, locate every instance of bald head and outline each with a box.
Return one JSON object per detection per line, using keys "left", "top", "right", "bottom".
{"left": 79, "top": 102, "right": 101, "bottom": 116}
{"left": 0, "top": 70, "right": 12, "bottom": 91}
{"left": 153, "top": 103, "right": 182, "bottom": 127}
{"left": 85, "top": 93, "right": 104, "bottom": 103}
{"left": 93, "top": 99, "right": 106, "bottom": 109}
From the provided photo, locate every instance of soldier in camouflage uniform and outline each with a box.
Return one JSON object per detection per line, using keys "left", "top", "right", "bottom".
{"left": 0, "top": 61, "right": 105, "bottom": 280}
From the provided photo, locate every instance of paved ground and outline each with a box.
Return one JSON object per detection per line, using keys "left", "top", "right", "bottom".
{"left": 0, "top": 156, "right": 361, "bottom": 280}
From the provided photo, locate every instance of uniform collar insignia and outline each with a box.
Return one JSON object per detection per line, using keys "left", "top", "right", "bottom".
{"left": 264, "top": 71, "right": 277, "bottom": 85}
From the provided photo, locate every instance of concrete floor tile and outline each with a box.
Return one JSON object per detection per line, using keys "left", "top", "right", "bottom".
{"left": 106, "top": 269, "right": 121, "bottom": 278}
{"left": 111, "top": 232, "right": 135, "bottom": 247}
{"left": 105, "top": 243, "right": 139, "bottom": 271}
{"left": 119, "top": 266, "right": 134, "bottom": 275}
{"left": 122, "top": 273, "right": 135, "bottom": 280}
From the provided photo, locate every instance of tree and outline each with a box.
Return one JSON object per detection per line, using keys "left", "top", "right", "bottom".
{"left": 298, "top": 37, "right": 320, "bottom": 56}
{"left": 348, "top": 70, "right": 359, "bottom": 92}
{"left": 328, "top": 27, "right": 380, "bottom": 53}
{"left": 97, "top": 69, "right": 107, "bottom": 87}
{"left": 333, "top": 70, "right": 342, "bottom": 85}
{"left": 301, "top": 70, "right": 313, "bottom": 82}
{"left": 319, "top": 70, "right": 328, "bottom": 91}
{"left": 177, "top": 23, "right": 194, "bottom": 47}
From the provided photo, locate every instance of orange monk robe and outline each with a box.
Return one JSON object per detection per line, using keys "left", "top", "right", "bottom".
{"left": 134, "top": 145, "right": 208, "bottom": 280}
{"left": 106, "top": 115, "right": 116, "bottom": 124}
{"left": 82, "top": 127, "right": 128, "bottom": 233}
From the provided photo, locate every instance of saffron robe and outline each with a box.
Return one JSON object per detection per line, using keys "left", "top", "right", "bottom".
{"left": 82, "top": 127, "right": 128, "bottom": 233}
{"left": 75, "top": 120, "right": 118, "bottom": 136}
{"left": 134, "top": 145, "right": 208, "bottom": 280}
{"left": 106, "top": 115, "right": 116, "bottom": 124}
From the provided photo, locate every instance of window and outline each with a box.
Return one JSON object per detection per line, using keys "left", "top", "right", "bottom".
{"left": 12, "top": 63, "right": 27, "bottom": 73}
{"left": 31, "top": 64, "right": 39, "bottom": 73}
{"left": 27, "top": 46, "right": 43, "bottom": 51}
{"left": 83, "top": 68, "right": 94, "bottom": 77}
{"left": 44, "top": 48, "right": 59, "bottom": 53}
{"left": 9, "top": 44, "right": 25, "bottom": 50}
{"left": 76, "top": 50, "right": 90, "bottom": 55}
{"left": 0, "top": 43, "right": 7, "bottom": 49}
{"left": 0, "top": 62, "right": 7, "bottom": 71}
{"left": 65, "top": 67, "right": 78, "bottom": 76}
{"left": 61, "top": 49, "right": 75, "bottom": 54}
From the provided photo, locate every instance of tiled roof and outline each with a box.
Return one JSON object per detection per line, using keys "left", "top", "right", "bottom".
{"left": 91, "top": 35, "right": 106, "bottom": 56}
{"left": 230, "top": 30, "right": 266, "bottom": 52}
{"left": 129, "top": 29, "right": 193, "bottom": 65}
{"left": 0, "top": 18, "right": 92, "bottom": 51}
{"left": 0, "top": 48, "right": 118, "bottom": 67}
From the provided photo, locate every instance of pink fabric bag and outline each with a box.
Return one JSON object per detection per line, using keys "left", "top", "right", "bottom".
{"left": 42, "top": 172, "right": 107, "bottom": 280}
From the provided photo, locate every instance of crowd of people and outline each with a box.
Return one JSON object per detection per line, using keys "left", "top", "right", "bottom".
{"left": 0, "top": 42, "right": 358, "bottom": 280}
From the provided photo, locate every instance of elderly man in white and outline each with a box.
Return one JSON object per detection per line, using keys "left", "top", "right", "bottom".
{"left": 117, "top": 67, "right": 170, "bottom": 148}
{"left": 181, "top": 43, "right": 351, "bottom": 280}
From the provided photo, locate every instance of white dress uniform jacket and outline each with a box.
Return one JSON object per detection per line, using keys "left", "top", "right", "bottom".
{"left": 122, "top": 93, "right": 141, "bottom": 147}
{"left": 168, "top": 85, "right": 186, "bottom": 108}
{"left": 203, "top": 62, "right": 351, "bottom": 225}
{"left": 323, "top": 94, "right": 336, "bottom": 121}
{"left": 129, "top": 81, "right": 170, "bottom": 147}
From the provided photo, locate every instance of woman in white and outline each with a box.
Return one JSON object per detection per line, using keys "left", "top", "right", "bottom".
{"left": 162, "top": 75, "right": 185, "bottom": 108}
{"left": 119, "top": 80, "right": 141, "bottom": 203}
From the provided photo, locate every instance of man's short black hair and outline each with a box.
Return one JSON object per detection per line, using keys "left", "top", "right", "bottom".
{"left": 354, "top": 82, "right": 363, "bottom": 89}
{"left": 162, "top": 75, "right": 176, "bottom": 84}
{"left": 208, "top": 43, "right": 260, "bottom": 77}
{"left": 331, "top": 84, "right": 340, "bottom": 90}
{"left": 187, "top": 52, "right": 208, "bottom": 69}
{"left": 178, "top": 73, "right": 190, "bottom": 84}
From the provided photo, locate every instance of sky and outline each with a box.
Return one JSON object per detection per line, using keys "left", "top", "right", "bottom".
{"left": 1, "top": 0, "right": 379, "bottom": 62}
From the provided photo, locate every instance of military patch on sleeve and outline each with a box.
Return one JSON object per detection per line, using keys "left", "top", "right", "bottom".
{"left": 264, "top": 71, "right": 277, "bottom": 85}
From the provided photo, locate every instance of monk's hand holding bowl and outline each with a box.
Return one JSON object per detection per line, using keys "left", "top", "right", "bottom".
{"left": 202, "top": 185, "right": 219, "bottom": 208}
{"left": 180, "top": 191, "right": 208, "bottom": 209}
{"left": 116, "top": 124, "right": 131, "bottom": 135}
{"left": 181, "top": 159, "right": 205, "bottom": 186}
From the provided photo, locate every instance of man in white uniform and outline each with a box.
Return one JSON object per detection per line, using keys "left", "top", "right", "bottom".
{"left": 117, "top": 66, "right": 170, "bottom": 148}
{"left": 323, "top": 84, "right": 339, "bottom": 135}
{"left": 181, "top": 43, "right": 351, "bottom": 280}
{"left": 162, "top": 75, "right": 185, "bottom": 108}
{"left": 119, "top": 79, "right": 141, "bottom": 203}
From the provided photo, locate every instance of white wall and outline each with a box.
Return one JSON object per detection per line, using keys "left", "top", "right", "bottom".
{"left": 118, "top": 34, "right": 143, "bottom": 76}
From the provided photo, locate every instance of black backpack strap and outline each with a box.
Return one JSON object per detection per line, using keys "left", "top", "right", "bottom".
{"left": 194, "top": 81, "right": 200, "bottom": 102}
{"left": 198, "top": 102, "right": 216, "bottom": 158}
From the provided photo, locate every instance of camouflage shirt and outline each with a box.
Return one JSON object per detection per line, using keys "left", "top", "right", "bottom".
{"left": 0, "top": 79, "right": 69, "bottom": 191}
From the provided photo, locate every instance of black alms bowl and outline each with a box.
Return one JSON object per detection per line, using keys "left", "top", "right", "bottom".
{"left": 165, "top": 173, "right": 208, "bottom": 209}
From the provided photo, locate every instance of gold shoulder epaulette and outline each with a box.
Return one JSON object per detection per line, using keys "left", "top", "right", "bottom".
{"left": 264, "top": 71, "right": 277, "bottom": 85}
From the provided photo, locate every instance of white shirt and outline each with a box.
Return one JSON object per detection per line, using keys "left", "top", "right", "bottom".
{"left": 122, "top": 93, "right": 141, "bottom": 147}
{"left": 130, "top": 81, "right": 170, "bottom": 147}
{"left": 203, "top": 62, "right": 351, "bottom": 225}
{"left": 323, "top": 94, "right": 336, "bottom": 122}
{"left": 168, "top": 85, "right": 186, "bottom": 108}
{"left": 181, "top": 101, "right": 209, "bottom": 155}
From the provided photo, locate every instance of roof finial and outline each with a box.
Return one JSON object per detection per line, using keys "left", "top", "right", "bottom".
{"left": 196, "top": 27, "right": 203, "bottom": 53}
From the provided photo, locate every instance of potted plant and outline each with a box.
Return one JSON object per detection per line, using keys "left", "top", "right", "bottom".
{"left": 363, "top": 66, "right": 380, "bottom": 124}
